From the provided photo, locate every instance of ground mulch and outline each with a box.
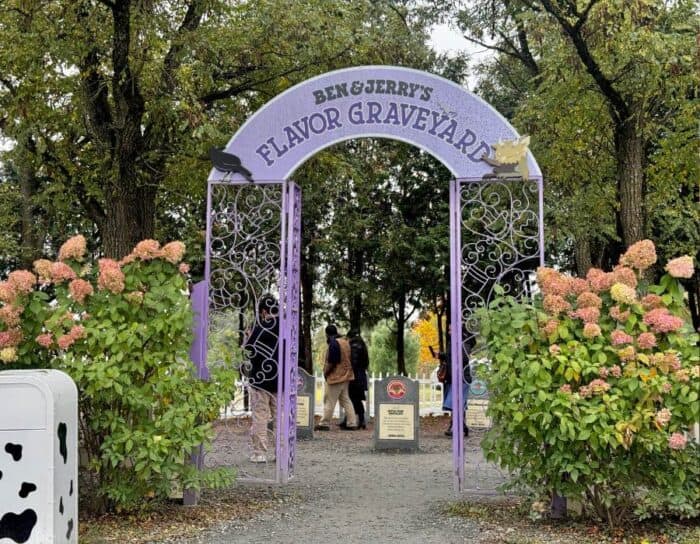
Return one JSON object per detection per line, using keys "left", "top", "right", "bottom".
{"left": 446, "top": 497, "right": 700, "bottom": 544}
{"left": 80, "top": 415, "right": 700, "bottom": 544}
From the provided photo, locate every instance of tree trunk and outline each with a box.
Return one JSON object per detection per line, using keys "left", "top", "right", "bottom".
{"left": 300, "top": 245, "right": 315, "bottom": 374}
{"left": 100, "top": 185, "right": 156, "bottom": 258}
{"left": 574, "top": 235, "right": 593, "bottom": 277}
{"left": 348, "top": 249, "right": 364, "bottom": 331}
{"left": 615, "top": 120, "right": 645, "bottom": 247}
{"left": 395, "top": 290, "right": 406, "bottom": 375}
{"left": 17, "top": 138, "right": 42, "bottom": 268}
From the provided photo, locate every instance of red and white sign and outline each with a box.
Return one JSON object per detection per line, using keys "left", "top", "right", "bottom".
{"left": 386, "top": 380, "right": 407, "bottom": 400}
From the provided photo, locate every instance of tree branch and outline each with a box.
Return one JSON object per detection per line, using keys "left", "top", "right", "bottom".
{"left": 539, "top": 0, "right": 629, "bottom": 125}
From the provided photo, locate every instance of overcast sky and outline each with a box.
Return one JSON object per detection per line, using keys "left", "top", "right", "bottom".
{"left": 429, "top": 23, "right": 493, "bottom": 90}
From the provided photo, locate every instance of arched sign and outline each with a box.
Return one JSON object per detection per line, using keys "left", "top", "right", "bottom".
{"left": 208, "top": 65, "right": 541, "bottom": 182}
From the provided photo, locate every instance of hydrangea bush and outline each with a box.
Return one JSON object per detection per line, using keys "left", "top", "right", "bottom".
{"left": 0, "top": 236, "right": 236, "bottom": 513}
{"left": 477, "top": 241, "right": 699, "bottom": 526}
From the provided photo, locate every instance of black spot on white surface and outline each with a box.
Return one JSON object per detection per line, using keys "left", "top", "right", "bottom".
{"left": 0, "top": 509, "right": 37, "bottom": 543}
{"left": 18, "top": 482, "right": 37, "bottom": 498}
{"left": 0, "top": 469, "right": 3, "bottom": 479}
{"left": 59, "top": 496, "right": 64, "bottom": 514}
{"left": 66, "top": 518, "right": 74, "bottom": 539}
{"left": 58, "top": 422, "right": 67, "bottom": 464}
{"left": 5, "top": 443, "right": 22, "bottom": 461}
{"left": 69, "top": 479, "right": 73, "bottom": 496}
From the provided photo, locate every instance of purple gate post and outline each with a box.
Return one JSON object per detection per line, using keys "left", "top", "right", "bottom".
{"left": 276, "top": 181, "right": 301, "bottom": 483}
{"left": 449, "top": 178, "right": 465, "bottom": 493}
{"left": 184, "top": 280, "right": 210, "bottom": 506}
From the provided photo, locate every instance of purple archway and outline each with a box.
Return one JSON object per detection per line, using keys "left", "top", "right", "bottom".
{"left": 194, "top": 66, "right": 544, "bottom": 495}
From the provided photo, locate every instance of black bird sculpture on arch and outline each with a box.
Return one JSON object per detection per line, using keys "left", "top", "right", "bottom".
{"left": 209, "top": 147, "right": 254, "bottom": 182}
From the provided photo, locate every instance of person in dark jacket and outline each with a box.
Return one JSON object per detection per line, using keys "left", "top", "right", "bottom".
{"left": 441, "top": 324, "right": 475, "bottom": 437}
{"left": 340, "top": 329, "right": 370, "bottom": 429}
{"left": 243, "top": 294, "right": 279, "bottom": 462}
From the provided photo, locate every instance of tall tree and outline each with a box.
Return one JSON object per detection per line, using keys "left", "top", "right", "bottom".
{"left": 0, "top": 0, "right": 438, "bottom": 258}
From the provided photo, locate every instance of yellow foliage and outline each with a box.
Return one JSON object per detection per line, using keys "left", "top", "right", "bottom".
{"left": 413, "top": 312, "right": 442, "bottom": 375}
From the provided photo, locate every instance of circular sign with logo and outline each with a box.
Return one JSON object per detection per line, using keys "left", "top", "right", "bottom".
{"left": 386, "top": 380, "right": 407, "bottom": 400}
{"left": 469, "top": 379, "right": 488, "bottom": 397}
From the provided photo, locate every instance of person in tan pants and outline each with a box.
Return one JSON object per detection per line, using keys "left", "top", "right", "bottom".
{"left": 316, "top": 324, "right": 358, "bottom": 430}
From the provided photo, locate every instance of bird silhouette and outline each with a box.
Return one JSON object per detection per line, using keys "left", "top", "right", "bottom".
{"left": 209, "top": 147, "right": 254, "bottom": 182}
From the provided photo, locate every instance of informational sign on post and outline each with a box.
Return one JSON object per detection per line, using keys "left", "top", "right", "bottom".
{"left": 295, "top": 369, "right": 315, "bottom": 439}
{"left": 373, "top": 376, "right": 419, "bottom": 451}
{"left": 466, "top": 378, "right": 491, "bottom": 428}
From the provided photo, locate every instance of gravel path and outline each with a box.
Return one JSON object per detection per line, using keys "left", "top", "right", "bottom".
{"left": 170, "top": 416, "right": 511, "bottom": 544}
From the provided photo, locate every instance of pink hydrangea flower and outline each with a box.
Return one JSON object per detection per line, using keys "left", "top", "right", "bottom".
{"left": 132, "top": 239, "right": 162, "bottom": 260}
{"left": 543, "top": 295, "right": 571, "bottom": 315}
{"left": 589, "top": 378, "right": 611, "bottom": 394}
{"left": 179, "top": 263, "right": 190, "bottom": 275}
{"left": 599, "top": 367, "right": 609, "bottom": 378}
{"left": 619, "top": 239, "right": 657, "bottom": 271}
{"left": 636, "top": 332, "right": 657, "bottom": 350}
{"left": 69, "top": 279, "right": 94, "bottom": 305}
{"left": 641, "top": 294, "right": 664, "bottom": 310}
{"left": 576, "top": 291, "right": 602, "bottom": 309}
{"left": 8, "top": 270, "right": 36, "bottom": 295}
{"left": 663, "top": 351, "right": 681, "bottom": 371}
{"left": 549, "top": 344, "right": 561, "bottom": 355}
{"left": 570, "top": 306, "right": 600, "bottom": 323}
{"left": 56, "top": 334, "right": 75, "bottom": 351}
{"left": 36, "top": 333, "right": 53, "bottom": 348}
{"left": 612, "top": 266, "right": 638, "bottom": 288}
{"left": 578, "top": 385, "right": 592, "bottom": 398}
{"left": 643, "top": 308, "right": 684, "bottom": 333}
{"left": 611, "top": 330, "right": 633, "bottom": 345}
{"left": 674, "top": 369, "right": 690, "bottom": 383}
{"left": 0, "top": 281, "right": 16, "bottom": 304}
{"left": 668, "top": 432, "right": 687, "bottom": 450}
{"left": 570, "top": 278, "right": 589, "bottom": 295}
{"left": 162, "top": 241, "right": 186, "bottom": 264}
{"left": 97, "top": 259, "right": 125, "bottom": 294}
{"left": 559, "top": 384, "right": 571, "bottom": 394}
{"left": 119, "top": 253, "right": 137, "bottom": 266}
{"left": 0, "top": 305, "right": 23, "bottom": 328}
{"left": 583, "top": 323, "right": 602, "bottom": 339}
{"left": 661, "top": 382, "right": 672, "bottom": 393}
{"left": 587, "top": 268, "right": 615, "bottom": 292}
{"left": 610, "top": 283, "right": 637, "bottom": 305}
{"left": 610, "top": 365, "right": 622, "bottom": 378}
{"left": 543, "top": 319, "right": 559, "bottom": 336}
{"left": 69, "top": 325, "right": 86, "bottom": 340}
{"left": 50, "top": 262, "right": 77, "bottom": 284}
{"left": 654, "top": 408, "right": 671, "bottom": 427}
{"left": 664, "top": 255, "right": 694, "bottom": 279}
{"left": 0, "top": 329, "right": 23, "bottom": 348}
{"left": 33, "top": 259, "right": 53, "bottom": 283}
{"left": 58, "top": 235, "right": 87, "bottom": 262}
{"left": 610, "top": 305, "right": 630, "bottom": 322}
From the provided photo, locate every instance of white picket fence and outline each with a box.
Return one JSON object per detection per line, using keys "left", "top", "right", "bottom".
{"left": 221, "top": 373, "right": 445, "bottom": 420}
{"left": 312, "top": 373, "right": 445, "bottom": 418}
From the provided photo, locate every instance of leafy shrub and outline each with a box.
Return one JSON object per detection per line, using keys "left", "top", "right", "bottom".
{"left": 477, "top": 241, "right": 699, "bottom": 527}
{"left": 0, "top": 236, "right": 236, "bottom": 513}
